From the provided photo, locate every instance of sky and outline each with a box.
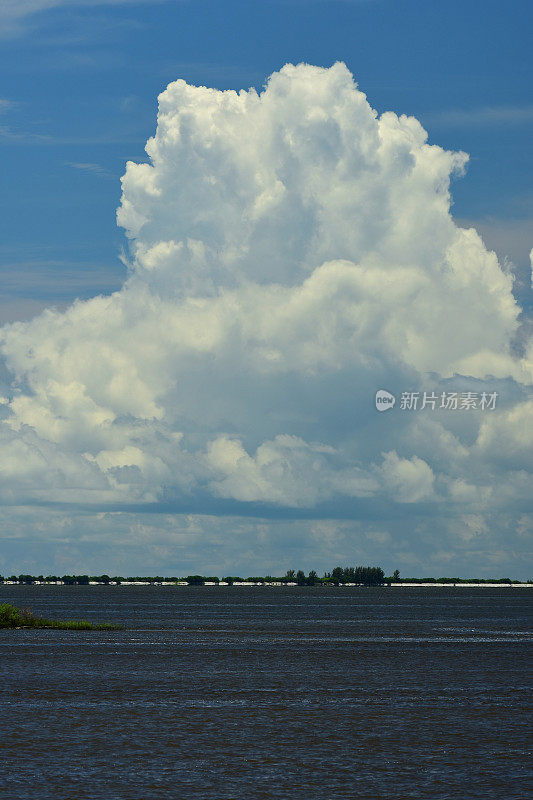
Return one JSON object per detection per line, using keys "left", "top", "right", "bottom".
{"left": 0, "top": 0, "right": 531, "bottom": 578}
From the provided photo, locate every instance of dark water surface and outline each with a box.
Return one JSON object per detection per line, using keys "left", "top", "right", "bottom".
{"left": 0, "top": 586, "right": 531, "bottom": 799}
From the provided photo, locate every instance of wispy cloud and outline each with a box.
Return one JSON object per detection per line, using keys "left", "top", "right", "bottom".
{"left": 425, "top": 105, "right": 533, "bottom": 128}
{"left": 0, "top": 297, "right": 61, "bottom": 325}
{"left": 66, "top": 161, "right": 114, "bottom": 177}
{"left": 0, "top": 84, "right": 142, "bottom": 147}
{"left": 1, "top": 0, "right": 174, "bottom": 38}
{"left": 119, "top": 95, "right": 139, "bottom": 112}
{"left": 0, "top": 124, "right": 141, "bottom": 146}
{"left": 0, "top": 124, "right": 52, "bottom": 144}
{"left": 0, "top": 259, "right": 124, "bottom": 295}
{"left": 0, "top": 259, "right": 125, "bottom": 325}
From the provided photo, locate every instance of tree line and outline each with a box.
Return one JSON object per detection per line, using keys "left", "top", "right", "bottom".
{"left": 2, "top": 567, "right": 385, "bottom": 586}
{"left": 0, "top": 569, "right": 526, "bottom": 586}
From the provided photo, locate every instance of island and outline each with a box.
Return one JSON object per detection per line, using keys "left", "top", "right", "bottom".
{"left": 0, "top": 602, "right": 122, "bottom": 630}
{"left": 1, "top": 567, "right": 530, "bottom": 587}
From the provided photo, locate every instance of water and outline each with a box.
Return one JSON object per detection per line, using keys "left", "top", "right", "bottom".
{"left": 0, "top": 586, "right": 531, "bottom": 799}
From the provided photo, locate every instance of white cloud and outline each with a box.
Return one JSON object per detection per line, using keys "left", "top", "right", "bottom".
{"left": 378, "top": 451, "right": 435, "bottom": 504}
{"left": 475, "top": 400, "right": 533, "bottom": 470}
{"left": 0, "top": 62, "right": 531, "bottom": 570}
{"left": 206, "top": 434, "right": 379, "bottom": 506}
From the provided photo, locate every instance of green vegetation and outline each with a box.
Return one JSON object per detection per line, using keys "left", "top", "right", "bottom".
{"left": 326, "top": 566, "right": 385, "bottom": 585}
{"left": 0, "top": 569, "right": 529, "bottom": 586}
{"left": 0, "top": 603, "right": 121, "bottom": 630}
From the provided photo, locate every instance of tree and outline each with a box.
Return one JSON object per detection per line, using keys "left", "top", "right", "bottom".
{"left": 307, "top": 570, "right": 319, "bottom": 586}
{"left": 296, "top": 570, "right": 306, "bottom": 586}
{"left": 393, "top": 569, "right": 400, "bottom": 580}
{"left": 285, "top": 569, "right": 295, "bottom": 580}
{"left": 331, "top": 566, "right": 344, "bottom": 585}
{"left": 186, "top": 575, "right": 205, "bottom": 585}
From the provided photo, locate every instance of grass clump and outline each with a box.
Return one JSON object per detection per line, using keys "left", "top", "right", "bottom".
{"left": 0, "top": 602, "right": 121, "bottom": 630}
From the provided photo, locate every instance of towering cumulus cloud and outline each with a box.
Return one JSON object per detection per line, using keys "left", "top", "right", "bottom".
{"left": 0, "top": 63, "right": 531, "bottom": 571}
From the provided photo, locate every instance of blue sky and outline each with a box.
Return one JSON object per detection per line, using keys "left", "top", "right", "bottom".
{"left": 1, "top": 0, "right": 532, "bottom": 321}
{"left": 0, "top": 0, "right": 531, "bottom": 578}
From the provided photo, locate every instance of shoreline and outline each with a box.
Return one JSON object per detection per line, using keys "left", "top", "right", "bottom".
{"left": 2, "top": 581, "right": 531, "bottom": 588}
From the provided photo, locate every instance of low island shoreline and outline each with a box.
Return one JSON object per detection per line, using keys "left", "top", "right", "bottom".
{"left": 0, "top": 602, "right": 122, "bottom": 630}
{"left": 2, "top": 573, "right": 531, "bottom": 589}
